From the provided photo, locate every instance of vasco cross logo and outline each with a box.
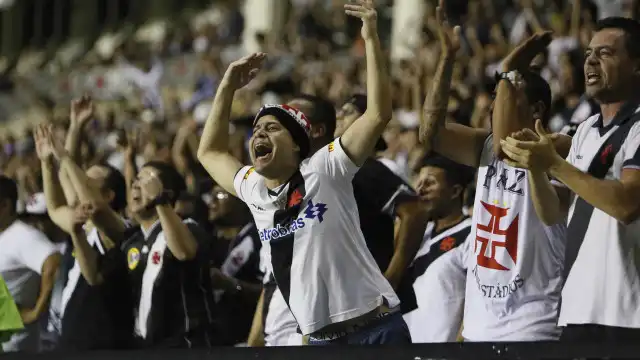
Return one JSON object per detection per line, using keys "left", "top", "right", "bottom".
{"left": 475, "top": 201, "right": 519, "bottom": 271}
{"left": 259, "top": 199, "right": 329, "bottom": 241}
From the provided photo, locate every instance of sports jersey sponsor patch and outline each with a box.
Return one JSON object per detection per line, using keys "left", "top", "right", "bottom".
{"left": 128, "top": 248, "right": 141, "bottom": 270}
{"left": 244, "top": 167, "right": 255, "bottom": 180}
{"left": 259, "top": 199, "right": 328, "bottom": 241}
{"left": 328, "top": 142, "right": 335, "bottom": 152}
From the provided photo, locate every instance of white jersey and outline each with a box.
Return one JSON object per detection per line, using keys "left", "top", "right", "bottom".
{"left": 462, "top": 135, "right": 566, "bottom": 341}
{"left": 234, "top": 138, "right": 399, "bottom": 335}
{"left": 404, "top": 218, "right": 471, "bottom": 343}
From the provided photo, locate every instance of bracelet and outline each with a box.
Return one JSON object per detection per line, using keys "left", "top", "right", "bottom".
{"left": 494, "top": 70, "right": 522, "bottom": 86}
{"left": 149, "top": 192, "right": 172, "bottom": 207}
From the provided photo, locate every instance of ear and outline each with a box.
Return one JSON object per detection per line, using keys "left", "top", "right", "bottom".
{"left": 531, "top": 100, "right": 546, "bottom": 122}
{"left": 450, "top": 184, "right": 463, "bottom": 201}
{"left": 310, "top": 123, "right": 326, "bottom": 140}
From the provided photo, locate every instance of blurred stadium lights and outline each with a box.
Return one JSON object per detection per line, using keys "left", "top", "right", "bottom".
{"left": 0, "top": 0, "right": 14, "bottom": 10}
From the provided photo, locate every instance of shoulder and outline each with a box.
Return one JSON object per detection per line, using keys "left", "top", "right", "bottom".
{"left": 574, "top": 114, "right": 600, "bottom": 139}
{"left": 12, "top": 220, "right": 49, "bottom": 241}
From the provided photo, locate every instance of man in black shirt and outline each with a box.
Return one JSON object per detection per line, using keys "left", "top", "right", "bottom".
{"left": 122, "top": 161, "right": 215, "bottom": 348}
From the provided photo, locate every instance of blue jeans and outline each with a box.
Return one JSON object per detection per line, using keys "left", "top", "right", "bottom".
{"left": 308, "top": 312, "right": 411, "bottom": 345}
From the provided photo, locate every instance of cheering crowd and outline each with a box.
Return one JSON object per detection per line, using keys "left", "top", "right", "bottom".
{"left": 1, "top": 0, "right": 640, "bottom": 353}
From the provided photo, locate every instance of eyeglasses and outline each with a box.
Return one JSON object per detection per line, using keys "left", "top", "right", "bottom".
{"left": 214, "top": 191, "right": 229, "bottom": 200}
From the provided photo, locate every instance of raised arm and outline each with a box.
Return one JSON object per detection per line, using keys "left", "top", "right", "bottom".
{"left": 35, "top": 124, "right": 76, "bottom": 233}
{"left": 197, "top": 53, "right": 266, "bottom": 196}
{"left": 45, "top": 122, "right": 128, "bottom": 244}
{"left": 493, "top": 31, "right": 552, "bottom": 157}
{"left": 68, "top": 204, "right": 103, "bottom": 285}
{"left": 419, "top": 0, "right": 489, "bottom": 167}
{"left": 138, "top": 169, "right": 198, "bottom": 261}
{"left": 339, "top": 0, "right": 392, "bottom": 167}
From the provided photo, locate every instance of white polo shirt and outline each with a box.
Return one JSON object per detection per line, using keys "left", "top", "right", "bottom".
{"left": 557, "top": 111, "right": 640, "bottom": 328}
{"left": 234, "top": 138, "right": 399, "bottom": 335}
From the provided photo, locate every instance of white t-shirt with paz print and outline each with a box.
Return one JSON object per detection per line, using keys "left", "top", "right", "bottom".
{"left": 463, "top": 135, "right": 567, "bottom": 341}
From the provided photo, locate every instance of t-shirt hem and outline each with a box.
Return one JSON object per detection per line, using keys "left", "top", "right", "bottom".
{"left": 298, "top": 297, "right": 384, "bottom": 335}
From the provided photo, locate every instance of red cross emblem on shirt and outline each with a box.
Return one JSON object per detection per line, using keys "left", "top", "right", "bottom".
{"left": 475, "top": 201, "right": 519, "bottom": 271}
{"left": 152, "top": 251, "right": 161, "bottom": 265}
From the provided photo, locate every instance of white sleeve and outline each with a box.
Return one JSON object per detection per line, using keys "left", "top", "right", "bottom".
{"left": 17, "top": 230, "right": 58, "bottom": 275}
{"left": 622, "top": 124, "right": 640, "bottom": 171}
{"left": 233, "top": 165, "right": 260, "bottom": 203}
{"left": 306, "top": 137, "right": 360, "bottom": 180}
{"left": 221, "top": 235, "right": 255, "bottom": 277}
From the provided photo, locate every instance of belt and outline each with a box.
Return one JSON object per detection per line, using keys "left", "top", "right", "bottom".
{"left": 308, "top": 306, "right": 399, "bottom": 342}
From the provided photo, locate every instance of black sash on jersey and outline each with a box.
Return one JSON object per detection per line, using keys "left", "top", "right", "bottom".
{"left": 562, "top": 104, "right": 640, "bottom": 282}
{"left": 269, "top": 170, "right": 306, "bottom": 330}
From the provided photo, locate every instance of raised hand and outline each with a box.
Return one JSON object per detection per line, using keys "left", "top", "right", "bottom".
{"left": 70, "top": 95, "right": 95, "bottom": 129}
{"left": 34, "top": 124, "right": 54, "bottom": 161}
{"left": 502, "top": 31, "right": 553, "bottom": 72}
{"left": 344, "top": 0, "right": 378, "bottom": 40}
{"left": 138, "top": 169, "right": 165, "bottom": 208}
{"left": 435, "top": 0, "right": 461, "bottom": 56}
{"left": 42, "top": 124, "right": 67, "bottom": 160}
{"left": 72, "top": 203, "right": 95, "bottom": 231}
{"left": 500, "top": 119, "right": 561, "bottom": 171}
{"left": 222, "top": 53, "right": 267, "bottom": 90}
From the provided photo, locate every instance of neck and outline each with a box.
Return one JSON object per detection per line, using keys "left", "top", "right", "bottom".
{"left": 138, "top": 215, "right": 159, "bottom": 232}
{"left": 434, "top": 207, "right": 465, "bottom": 233}
{"left": 264, "top": 167, "right": 297, "bottom": 190}
{"left": 0, "top": 216, "right": 16, "bottom": 233}
{"left": 599, "top": 101, "right": 626, "bottom": 126}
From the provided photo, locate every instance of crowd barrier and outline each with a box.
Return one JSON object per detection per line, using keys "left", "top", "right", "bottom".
{"left": 3, "top": 342, "right": 640, "bottom": 360}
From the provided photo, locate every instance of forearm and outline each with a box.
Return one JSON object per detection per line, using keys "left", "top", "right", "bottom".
{"left": 550, "top": 160, "right": 638, "bottom": 224}
{"left": 65, "top": 125, "right": 83, "bottom": 163}
{"left": 156, "top": 205, "right": 198, "bottom": 260}
{"left": 419, "top": 54, "right": 455, "bottom": 150}
{"left": 528, "top": 170, "right": 564, "bottom": 225}
{"left": 59, "top": 167, "right": 78, "bottom": 206}
{"left": 124, "top": 151, "right": 137, "bottom": 203}
{"left": 33, "top": 254, "right": 61, "bottom": 317}
{"left": 385, "top": 210, "right": 428, "bottom": 288}
{"left": 491, "top": 80, "right": 526, "bottom": 155}
{"left": 247, "top": 290, "right": 266, "bottom": 347}
{"left": 197, "top": 81, "right": 235, "bottom": 158}
{"left": 42, "top": 159, "right": 67, "bottom": 210}
{"left": 363, "top": 32, "right": 392, "bottom": 126}
{"left": 59, "top": 155, "right": 100, "bottom": 205}
{"left": 70, "top": 230, "right": 102, "bottom": 285}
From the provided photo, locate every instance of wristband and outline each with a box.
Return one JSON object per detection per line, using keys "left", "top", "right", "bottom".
{"left": 495, "top": 70, "right": 522, "bottom": 87}
{"left": 148, "top": 191, "right": 172, "bottom": 208}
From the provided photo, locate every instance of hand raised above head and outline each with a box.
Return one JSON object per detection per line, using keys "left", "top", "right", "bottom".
{"left": 434, "top": 0, "right": 461, "bottom": 56}
{"left": 222, "top": 52, "right": 267, "bottom": 90}
{"left": 344, "top": 0, "right": 378, "bottom": 40}
{"left": 70, "top": 94, "right": 95, "bottom": 128}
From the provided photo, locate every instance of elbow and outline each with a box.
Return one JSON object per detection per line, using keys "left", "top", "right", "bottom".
{"left": 84, "top": 275, "right": 100, "bottom": 286}
{"left": 616, "top": 206, "right": 640, "bottom": 226}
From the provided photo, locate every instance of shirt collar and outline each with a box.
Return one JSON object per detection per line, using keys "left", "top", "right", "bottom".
{"left": 592, "top": 101, "right": 640, "bottom": 130}
{"left": 141, "top": 219, "right": 161, "bottom": 240}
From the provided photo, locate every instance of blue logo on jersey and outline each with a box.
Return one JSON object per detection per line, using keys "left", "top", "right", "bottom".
{"left": 304, "top": 200, "right": 327, "bottom": 223}
{"left": 259, "top": 200, "right": 329, "bottom": 241}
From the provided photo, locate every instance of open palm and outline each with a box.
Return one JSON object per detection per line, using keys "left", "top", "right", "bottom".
{"left": 34, "top": 124, "right": 54, "bottom": 161}
{"left": 223, "top": 53, "right": 267, "bottom": 90}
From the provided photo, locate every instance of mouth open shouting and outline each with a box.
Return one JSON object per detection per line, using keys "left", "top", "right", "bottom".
{"left": 253, "top": 141, "right": 274, "bottom": 165}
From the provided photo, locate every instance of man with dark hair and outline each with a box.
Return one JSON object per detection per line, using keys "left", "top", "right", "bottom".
{"left": 501, "top": 16, "right": 640, "bottom": 342}
{"left": 246, "top": 92, "right": 427, "bottom": 346}
{"left": 36, "top": 122, "right": 134, "bottom": 351}
{"left": 0, "top": 175, "right": 61, "bottom": 352}
{"left": 403, "top": 154, "right": 474, "bottom": 342}
{"left": 120, "top": 160, "right": 216, "bottom": 348}
{"left": 199, "top": 1, "right": 412, "bottom": 345}
{"left": 419, "top": 1, "right": 569, "bottom": 341}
